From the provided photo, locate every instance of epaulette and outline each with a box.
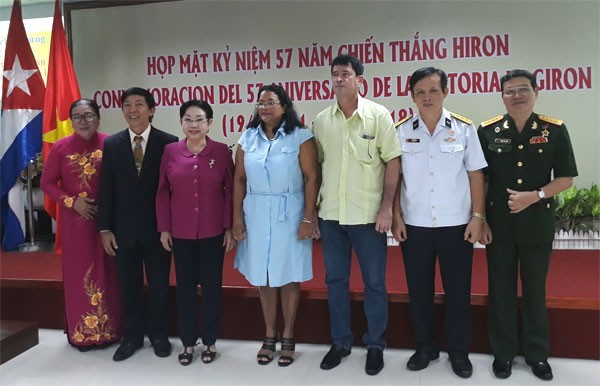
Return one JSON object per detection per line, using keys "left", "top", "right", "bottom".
{"left": 450, "top": 112, "right": 473, "bottom": 125}
{"left": 539, "top": 115, "right": 563, "bottom": 126}
{"left": 480, "top": 115, "right": 504, "bottom": 128}
{"left": 394, "top": 114, "right": 413, "bottom": 128}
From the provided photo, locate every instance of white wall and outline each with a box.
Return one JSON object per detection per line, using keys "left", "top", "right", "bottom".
{"left": 53, "top": 0, "right": 600, "bottom": 187}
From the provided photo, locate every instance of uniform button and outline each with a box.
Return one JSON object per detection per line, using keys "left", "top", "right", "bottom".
{"left": 432, "top": 205, "right": 435, "bottom": 209}
{"left": 430, "top": 188, "right": 435, "bottom": 192}
{"left": 429, "top": 155, "right": 434, "bottom": 159}
{"left": 517, "top": 179, "right": 523, "bottom": 184}
{"left": 538, "top": 149, "right": 544, "bottom": 153}
{"left": 193, "top": 179, "right": 198, "bottom": 183}
{"left": 193, "top": 155, "right": 197, "bottom": 159}
{"left": 490, "top": 201, "right": 494, "bottom": 206}
{"left": 429, "top": 172, "right": 434, "bottom": 176}
{"left": 194, "top": 193, "right": 198, "bottom": 197}
{"left": 194, "top": 207, "right": 199, "bottom": 212}
{"left": 432, "top": 217, "right": 437, "bottom": 221}
{"left": 193, "top": 165, "right": 198, "bottom": 169}
{"left": 546, "top": 203, "right": 550, "bottom": 208}
{"left": 497, "top": 148, "right": 502, "bottom": 153}
{"left": 517, "top": 161, "right": 523, "bottom": 167}
{"left": 518, "top": 144, "right": 524, "bottom": 150}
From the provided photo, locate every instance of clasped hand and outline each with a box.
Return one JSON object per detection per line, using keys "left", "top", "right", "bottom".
{"left": 74, "top": 196, "right": 97, "bottom": 220}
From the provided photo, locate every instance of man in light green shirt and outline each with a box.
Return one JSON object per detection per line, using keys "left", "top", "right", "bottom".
{"left": 313, "top": 54, "right": 401, "bottom": 376}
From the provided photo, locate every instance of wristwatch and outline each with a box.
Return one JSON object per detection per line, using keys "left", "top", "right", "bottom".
{"left": 537, "top": 188, "right": 546, "bottom": 200}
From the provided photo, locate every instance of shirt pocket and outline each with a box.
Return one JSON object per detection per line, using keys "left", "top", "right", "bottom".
{"left": 274, "top": 146, "right": 299, "bottom": 161}
{"left": 243, "top": 144, "right": 261, "bottom": 165}
{"left": 526, "top": 143, "right": 555, "bottom": 174}
{"left": 401, "top": 142, "right": 425, "bottom": 171}
{"left": 487, "top": 143, "right": 512, "bottom": 158}
{"left": 439, "top": 142, "right": 465, "bottom": 170}
{"left": 349, "top": 133, "right": 376, "bottom": 164}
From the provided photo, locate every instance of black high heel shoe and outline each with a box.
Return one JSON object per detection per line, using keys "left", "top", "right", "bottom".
{"left": 178, "top": 346, "right": 195, "bottom": 366}
{"left": 257, "top": 336, "right": 277, "bottom": 365}
{"left": 278, "top": 338, "right": 295, "bottom": 367}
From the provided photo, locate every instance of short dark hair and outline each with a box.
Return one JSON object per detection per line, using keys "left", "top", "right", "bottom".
{"left": 120, "top": 87, "right": 156, "bottom": 110}
{"left": 331, "top": 54, "right": 364, "bottom": 76}
{"left": 69, "top": 98, "right": 100, "bottom": 119}
{"left": 500, "top": 69, "right": 537, "bottom": 91}
{"left": 179, "top": 100, "right": 213, "bottom": 120}
{"left": 409, "top": 67, "right": 448, "bottom": 94}
{"left": 246, "top": 84, "right": 304, "bottom": 134}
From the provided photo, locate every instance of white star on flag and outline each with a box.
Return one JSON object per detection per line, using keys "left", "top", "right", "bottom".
{"left": 3, "top": 55, "right": 39, "bottom": 97}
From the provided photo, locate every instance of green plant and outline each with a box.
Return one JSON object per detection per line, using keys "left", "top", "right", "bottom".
{"left": 554, "top": 183, "right": 600, "bottom": 232}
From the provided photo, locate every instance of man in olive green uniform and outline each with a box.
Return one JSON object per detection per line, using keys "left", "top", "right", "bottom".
{"left": 478, "top": 69, "right": 577, "bottom": 381}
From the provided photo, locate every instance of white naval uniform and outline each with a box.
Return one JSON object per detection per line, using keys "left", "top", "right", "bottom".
{"left": 396, "top": 108, "right": 487, "bottom": 228}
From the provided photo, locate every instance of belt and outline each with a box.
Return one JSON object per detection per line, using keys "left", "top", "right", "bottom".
{"left": 247, "top": 188, "right": 302, "bottom": 221}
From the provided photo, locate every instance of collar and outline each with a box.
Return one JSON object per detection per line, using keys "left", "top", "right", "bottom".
{"left": 441, "top": 108, "right": 452, "bottom": 129}
{"left": 504, "top": 113, "right": 537, "bottom": 133}
{"left": 179, "top": 136, "right": 214, "bottom": 157}
{"left": 73, "top": 130, "right": 99, "bottom": 144}
{"left": 257, "top": 122, "right": 288, "bottom": 141}
{"left": 331, "top": 95, "right": 365, "bottom": 120}
{"left": 410, "top": 108, "right": 452, "bottom": 137}
{"left": 128, "top": 124, "right": 151, "bottom": 144}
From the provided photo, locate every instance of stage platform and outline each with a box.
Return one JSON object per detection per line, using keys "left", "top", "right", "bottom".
{"left": 1, "top": 243, "right": 598, "bottom": 360}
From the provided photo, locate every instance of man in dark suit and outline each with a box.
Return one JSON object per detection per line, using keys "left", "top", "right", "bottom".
{"left": 98, "top": 87, "right": 178, "bottom": 361}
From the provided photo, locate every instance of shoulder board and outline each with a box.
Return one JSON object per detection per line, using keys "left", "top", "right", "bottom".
{"left": 539, "top": 115, "right": 563, "bottom": 126}
{"left": 394, "top": 114, "right": 413, "bottom": 128}
{"left": 480, "top": 115, "right": 504, "bottom": 128}
{"left": 450, "top": 112, "right": 473, "bottom": 125}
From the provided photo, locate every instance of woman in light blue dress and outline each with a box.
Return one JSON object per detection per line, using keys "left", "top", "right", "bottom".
{"left": 233, "top": 84, "right": 321, "bottom": 367}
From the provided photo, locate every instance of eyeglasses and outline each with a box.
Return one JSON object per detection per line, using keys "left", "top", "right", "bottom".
{"left": 182, "top": 117, "right": 208, "bottom": 125}
{"left": 255, "top": 102, "right": 281, "bottom": 109}
{"left": 503, "top": 87, "right": 533, "bottom": 97}
{"left": 71, "top": 113, "right": 97, "bottom": 123}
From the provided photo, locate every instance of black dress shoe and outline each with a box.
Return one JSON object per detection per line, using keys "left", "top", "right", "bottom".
{"left": 450, "top": 355, "right": 473, "bottom": 378}
{"left": 365, "top": 348, "right": 384, "bottom": 375}
{"left": 113, "top": 341, "right": 143, "bottom": 362}
{"left": 320, "top": 345, "right": 351, "bottom": 370}
{"left": 493, "top": 359, "right": 512, "bottom": 379}
{"left": 526, "top": 359, "right": 553, "bottom": 381}
{"left": 407, "top": 351, "right": 440, "bottom": 371}
{"left": 151, "top": 338, "right": 172, "bottom": 358}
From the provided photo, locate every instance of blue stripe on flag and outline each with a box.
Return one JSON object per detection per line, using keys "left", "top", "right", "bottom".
{"left": 0, "top": 112, "right": 42, "bottom": 250}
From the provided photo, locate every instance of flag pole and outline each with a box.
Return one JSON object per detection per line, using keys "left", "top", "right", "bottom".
{"left": 18, "top": 160, "right": 52, "bottom": 252}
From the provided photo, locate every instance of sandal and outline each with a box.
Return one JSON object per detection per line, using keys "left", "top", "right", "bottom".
{"left": 278, "top": 338, "right": 295, "bottom": 367}
{"left": 178, "top": 346, "right": 195, "bottom": 366}
{"left": 257, "top": 336, "right": 277, "bottom": 365}
{"left": 201, "top": 345, "right": 217, "bottom": 364}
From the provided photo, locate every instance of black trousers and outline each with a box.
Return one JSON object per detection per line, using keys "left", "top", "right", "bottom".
{"left": 401, "top": 224, "right": 473, "bottom": 356}
{"left": 172, "top": 234, "right": 225, "bottom": 347}
{"left": 115, "top": 237, "right": 171, "bottom": 345}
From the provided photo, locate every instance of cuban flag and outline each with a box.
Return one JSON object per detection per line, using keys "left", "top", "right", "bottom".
{"left": 1, "top": 0, "right": 45, "bottom": 250}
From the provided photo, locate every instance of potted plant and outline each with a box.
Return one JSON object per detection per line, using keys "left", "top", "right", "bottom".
{"left": 554, "top": 183, "right": 600, "bottom": 233}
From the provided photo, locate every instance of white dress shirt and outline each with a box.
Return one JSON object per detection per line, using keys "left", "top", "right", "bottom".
{"left": 396, "top": 108, "right": 487, "bottom": 228}
{"left": 128, "top": 124, "right": 151, "bottom": 153}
